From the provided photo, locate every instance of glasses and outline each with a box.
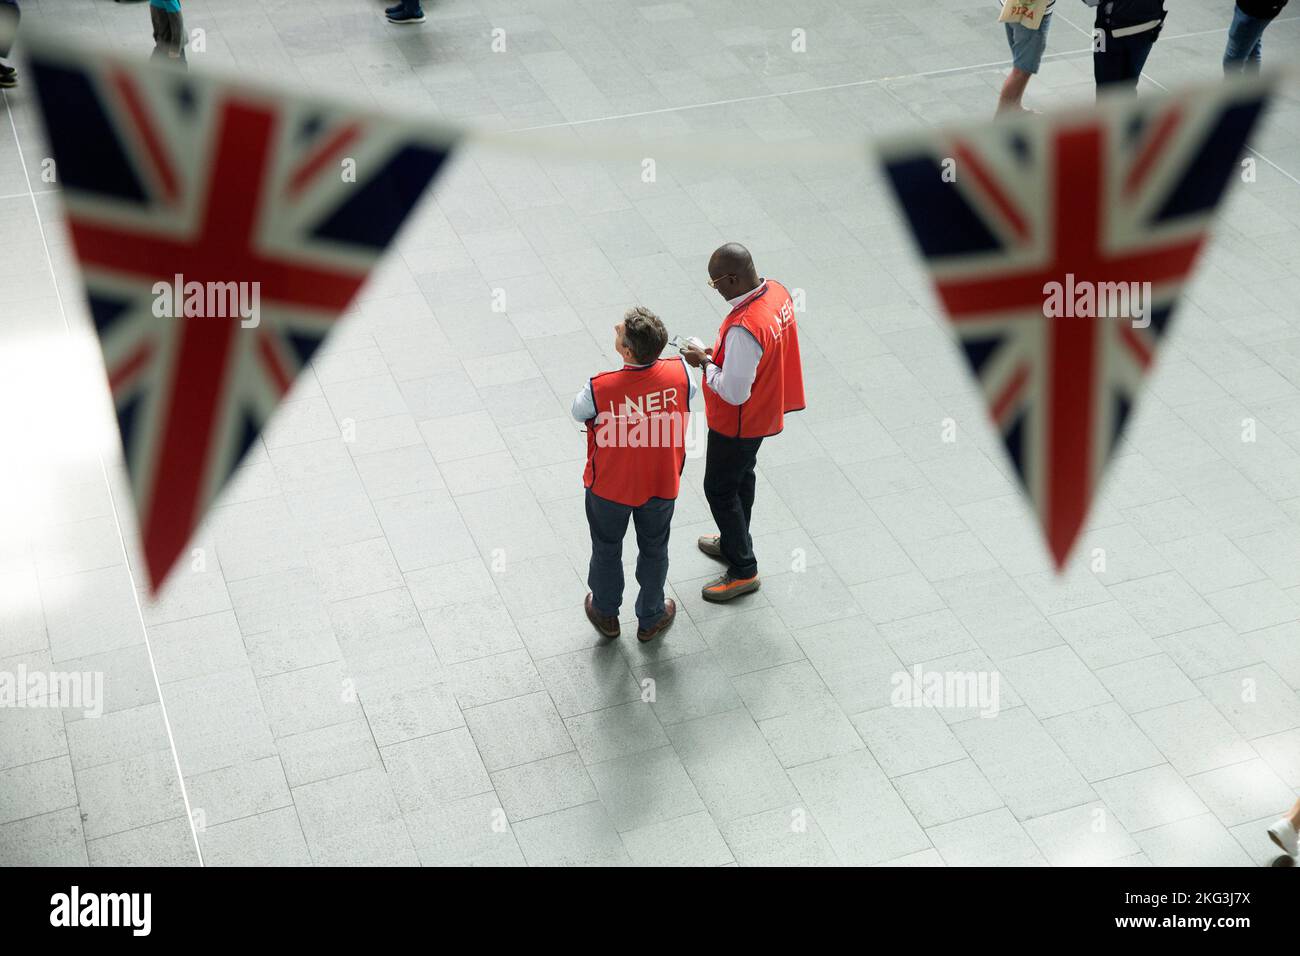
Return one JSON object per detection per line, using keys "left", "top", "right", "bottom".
{"left": 706, "top": 274, "right": 735, "bottom": 289}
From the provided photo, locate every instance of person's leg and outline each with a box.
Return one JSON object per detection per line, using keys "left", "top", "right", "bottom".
{"left": 0, "top": 0, "right": 19, "bottom": 61}
{"left": 1223, "top": 7, "right": 1268, "bottom": 73}
{"left": 1248, "top": 31, "right": 1264, "bottom": 71}
{"left": 1096, "top": 35, "right": 1143, "bottom": 95}
{"left": 703, "top": 430, "right": 758, "bottom": 579}
{"left": 1125, "top": 35, "right": 1156, "bottom": 88}
{"left": 171, "top": 10, "right": 187, "bottom": 64}
{"left": 737, "top": 436, "right": 763, "bottom": 530}
{"left": 150, "top": 5, "right": 170, "bottom": 62}
{"left": 585, "top": 489, "right": 630, "bottom": 619}
{"left": 732, "top": 435, "right": 763, "bottom": 574}
{"left": 631, "top": 497, "right": 674, "bottom": 629}
{"left": 999, "top": 23, "right": 1028, "bottom": 112}
{"left": 1267, "top": 798, "right": 1300, "bottom": 855}
{"left": 998, "top": 67, "right": 1033, "bottom": 114}
{"left": 1000, "top": 16, "right": 1050, "bottom": 113}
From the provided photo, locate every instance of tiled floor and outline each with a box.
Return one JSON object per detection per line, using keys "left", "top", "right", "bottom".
{"left": 1, "top": 0, "right": 1298, "bottom": 866}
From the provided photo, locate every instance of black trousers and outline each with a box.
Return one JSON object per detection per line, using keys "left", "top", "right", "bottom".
{"left": 1094, "top": 32, "right": 1156, "bottom": 94}
{"left": 703, "top": 430, "right": 764, "bottom": 579}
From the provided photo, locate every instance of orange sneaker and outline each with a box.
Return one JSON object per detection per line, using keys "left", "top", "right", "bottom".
{"left": 701, "top": 573, "right": 760, "bottom": 603}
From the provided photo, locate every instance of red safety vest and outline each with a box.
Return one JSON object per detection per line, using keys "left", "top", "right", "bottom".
{"left": 584, "top": 358, "right": 690, "bottom": 507}
{"left": 703, "top": 279, "right": 806, "bottom": 438}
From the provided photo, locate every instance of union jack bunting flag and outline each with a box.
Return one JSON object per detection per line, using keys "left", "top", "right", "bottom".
{"left": 27, "top": 38, "right": 455, "bottom": 591}
{"left": 878, "top": 75, "right": 1275, "bottom": 569}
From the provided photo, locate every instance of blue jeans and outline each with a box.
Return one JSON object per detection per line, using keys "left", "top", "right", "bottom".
{"left": 1224, "top": 6, "right": 1268, "bottom": 73}
{"left": 585, "top": 490, "right": 674, "bottom": 629}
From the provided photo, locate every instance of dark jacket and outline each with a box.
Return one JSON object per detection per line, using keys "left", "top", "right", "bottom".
{"left": 1237, "top": 0, "right": 1288, "bottom": 19}
{"left": 1095, "top": 0, "right": 1168, "bottom": 36}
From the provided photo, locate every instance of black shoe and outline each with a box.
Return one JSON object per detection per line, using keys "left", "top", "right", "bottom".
{"left": 0, "top": 67, "right": 15, "bottom": 90}
{"left": 386, "top": 9, "right": 426, "bottom": 23}
{"left": 384, "top": 3, "right": 404, "bottom": 13}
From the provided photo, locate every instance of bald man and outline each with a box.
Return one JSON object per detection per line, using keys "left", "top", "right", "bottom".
{"left": 682, "top": 244, "right": 806, "bottom": 602}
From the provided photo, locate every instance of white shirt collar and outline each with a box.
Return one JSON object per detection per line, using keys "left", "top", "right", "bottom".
{"left": 727, "top": 278, "right": 766, "bottom": 310}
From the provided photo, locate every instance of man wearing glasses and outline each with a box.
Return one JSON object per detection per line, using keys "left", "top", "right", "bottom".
{"left": 681, "top": 243, "right": 806, "bottom": 602}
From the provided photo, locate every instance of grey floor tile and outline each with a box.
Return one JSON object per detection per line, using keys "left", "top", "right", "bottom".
{"left": 1253, "top": 727, "right": 1300, "bottom": 788}
{"left": 893, "top": 758, "right": 1004, "bottom": 828}
{"left": 292, "top": 767, "right": 418, "bottom": 866}
{"left": 187, "top": 756, "right": 293, "bottom": 829}
{"left": 666, "top": 709, "right": 798, "bottom": 824}
{"left": 758, "top": 703, "right": 865, "bottom": 769}
{"left": 258, "top": 661, "right": 362, "bottom": 739}
{"left": 75, "top": 749, "right": 187, "bottom": 841}
{"left": 696, "top": 606, "right": 804, "bottom": 677}
{"left": 1197, "top": 664, "right": 1300, "bottom": 739}
{"left": 587, "top": 744, "right": 705, "bottom": 833}
{"left": 788, "top": 750, "right": 930, "bottom": 865}
{"left": 1133, "top": 698, "right": 1258, "bottom": 776}
{"left": 998, "top": 646, "right": 1113, "bottom": 720}
{"left": 86, "top": 817, "right": 199, "bottom": 867}
{"left": 1186, "top": 758, "right": 1295, "bottom": 829}
{"left": 952, "top": 707, "right": 1096, "bottom": 820}
{"left": 463, "top": 691, "right": 574, "bottom": 771}
{"left": 1092, "top": 765, "right": 1211, "bottom": 833}
{"left": 200, "top": 806, "right": 312, "bottom": 866}
{"left": 719, "top": 803, "right": 840, "bottom": 867}
{"left": 565, "top": 700, "right": 669, "bottom": 766}
{"left": 623, "top": 809, "right": 735, "bottom": 866}
{"left": 635, "top": 651, "right": 742, "bottom": 726}
{"left": 851, "top": 704, "right": 968, "bottom": 778}
{"left": 1042, "top": 703, "right": 1165, "bottom": 783}
{"left": 512, "top": 802, "right": 631, "bottom": 866}
{"left": 1021, "top": 802, "right": 1141, "bottom": 867}
{"left": 536, "top": 644, "right": 642, "bottom": 718}
{"left": 927, "top": 807, "right": 1047, "bottom": 866}
{"left": 277, "top": 718, "right": 384, "bottom": 789}
{"left": 1132, "top": 813, "right": 1255, "bottom": 867}
{"left": 1048, "top": 601, "right": 1160, "bottom": 670}
{"left": 0, "top": 807, "right": 88, "bottom": 866}
{"left": 492, "top": 751, "right": 598, "bottom": 822}
{"left": 1094, "top": 654, "right": 1202, "bottom": 714}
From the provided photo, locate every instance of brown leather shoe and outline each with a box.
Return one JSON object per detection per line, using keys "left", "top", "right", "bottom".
{"left": 584, "top": 593, "right": 619, "bottom": 638}
{"left": 697, "top": 534, "right": 723, "bottom": 558}
{"left": 636, "top": 599, "right": 676, "bottom": 643}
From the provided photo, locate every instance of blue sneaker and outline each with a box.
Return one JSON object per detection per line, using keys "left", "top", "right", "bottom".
{"left": 386, "top": 8, "right": 425, "bottom": 23}
{"left": 384, "top": 3, "right": 403, "bottom": 13}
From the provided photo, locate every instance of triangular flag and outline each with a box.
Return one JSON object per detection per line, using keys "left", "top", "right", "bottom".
{"left": 877, "top": 74, "right": 1276, "bottom": 570}
{"left": 25, "top": 36, "right": 456, "bottom": 592}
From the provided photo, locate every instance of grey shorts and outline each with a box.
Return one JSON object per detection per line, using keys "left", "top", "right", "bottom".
{"left": 1005, "top": 12, "right": 1053, "bottom": 74}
